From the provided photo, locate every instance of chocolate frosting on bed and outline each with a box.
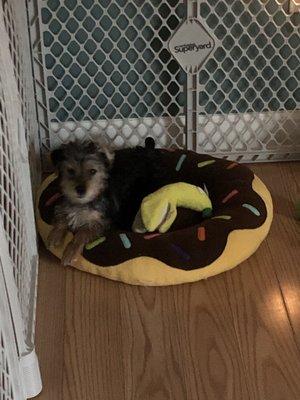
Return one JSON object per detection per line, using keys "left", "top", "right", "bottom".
{"left": 39, "top": 150, "right": 267, "bottom": 270}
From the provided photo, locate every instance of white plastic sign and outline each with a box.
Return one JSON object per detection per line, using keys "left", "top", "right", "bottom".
{"left": 169, "top": 18, "right": 215, "bottom": 73}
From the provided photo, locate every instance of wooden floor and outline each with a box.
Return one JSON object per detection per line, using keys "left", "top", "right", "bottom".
{"left": 35, "top": 162, "right": 300, "bottom": 400}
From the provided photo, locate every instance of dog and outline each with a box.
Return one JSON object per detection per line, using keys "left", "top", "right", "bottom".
{"left": 47, "top": 137, "right": 168, "bottom": 265}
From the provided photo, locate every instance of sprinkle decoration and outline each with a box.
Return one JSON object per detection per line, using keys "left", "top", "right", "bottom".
{"left": 203, "top": 183, "right": 209, "bottom": 196}
{"left": 175, "top": 154, "right": 187, "bottom": 171}
{"left": 45, "top": 192, "right": 62, "bottom": 207}
{"left": 171, "top": 244, "right": 191, "bottom": 261}
{"left": 212, "top": 215, "right": 232, "bottom": 220}
{"left": 242, "top": 203, "right": 260, "bottom": 216}
{"left": 197, "top": 160, "right": 215, "bottom": 168}
{"left": 197, "top": 227, "right": 206, "bottom": 241}
{"left": 144, "top": 233, "right": 161, "bottom": 240}
{"left": 85, "top": 236, "right": 106, "bottom": 250}
{"left": 222, "top": 189, "right": 239, "bottom": 204}
{"left": 226, "top": 162, "right": 238, "bottom": 170}
{"left": 119, "top": 233, "right": 132, "bottom": 249}
{"left": 202, "top": 208, "right": 212, "bottom": 218}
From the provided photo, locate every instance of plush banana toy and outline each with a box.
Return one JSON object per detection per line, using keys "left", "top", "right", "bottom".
{"left": 132, "top": 182, "right": 212, "bottom": 234}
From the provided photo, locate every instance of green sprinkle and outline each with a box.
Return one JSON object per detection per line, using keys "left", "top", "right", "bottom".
{"left": 242, "top": 203, "right": 260, "bottom": 216}
{"left": 176, "top": 154, "right": 187, "bottom": 171}
{"left": 212, "top": 215, "right": 232, "bottom": 220}
{"left": 119, "top": 233, "right": 131, "bottom": 249}
{"left": 197, "top": 160, "right": 215, "bottom": 168}
{"left": 202, "top": 208, "right": 212, "bottom": 218}
{"left": 85, "top": 236, "right": 106, "bottom": 250}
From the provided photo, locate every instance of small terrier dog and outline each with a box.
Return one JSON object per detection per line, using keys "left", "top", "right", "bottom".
{"left": 47, "top": 138, "right": 166, "bottom": 265}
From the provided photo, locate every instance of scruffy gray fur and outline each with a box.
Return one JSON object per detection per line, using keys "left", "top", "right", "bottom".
{"left": 47, "top": 137, "right": 165, "bottom": 266}
{"left": 47, "top": 139, "right": 113, "bottom": 265}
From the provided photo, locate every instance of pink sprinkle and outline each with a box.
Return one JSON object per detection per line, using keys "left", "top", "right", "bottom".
{"left": 222, "top": 189, "right": 239, "bottom": 204}
{"left": 144, "top": 233, "right": 162, "bottom": 240}
{"left": 197, "top": 226, "right": 206, "bottom": 242}
{"left": 45, "top": 192, "right": 62, "bottom": 207}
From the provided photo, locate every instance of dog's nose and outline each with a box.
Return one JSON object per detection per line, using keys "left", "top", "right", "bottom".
{"left": 75, "top": 185, "right": 85, "bottom": 196}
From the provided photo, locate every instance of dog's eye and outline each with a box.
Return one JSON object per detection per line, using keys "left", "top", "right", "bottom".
{"left": 67, "top": 168, "right": 75, "bottom": 176}
{"left": 89, "top": 169, "right": 97, "bottom": 175}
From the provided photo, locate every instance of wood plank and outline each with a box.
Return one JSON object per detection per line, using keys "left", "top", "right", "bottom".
{"left": 62, "top": 269, "right": 126, "bottom": 400}
{"left": 224, "top": 162, "right": 300, "bottom": 400}
{"left": 225, "top": 252, "right": 300, "bottom": 399}
{"left": 61, "top": 271, "right": 250, "bottom": 400}
{"left": 118, "top": 279, "right": 250, "bottom": 400}
{"left": 35, "top": 246, "right": 66, "bottom": 400}
{"left": 35, "top": 162, "right": 300, "bottom": 400}
{"left": 252, "top": 163, "right": 300, "bottom": 349}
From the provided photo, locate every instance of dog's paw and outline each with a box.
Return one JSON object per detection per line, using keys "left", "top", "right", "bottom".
{"left": 61, "top": 240, "right": 82, "bottom": 266}
{"left": 47, "top": 228, "right": 66, "bottom": 248}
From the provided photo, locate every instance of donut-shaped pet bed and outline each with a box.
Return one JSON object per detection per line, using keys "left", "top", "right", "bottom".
{"left": 37, "top": 150, "right": 273, "bottom": 286}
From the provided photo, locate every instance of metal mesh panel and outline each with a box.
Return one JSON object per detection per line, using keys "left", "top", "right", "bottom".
{"left": 38, "top": 0, "right": 186, "bottom": 151}
{"left": 2, "top": 1, "right": 25, "bottom": 120}
{"left": 28, "top": 0, "right": 52, "bottom": 167}
{"left": 0, "top": 329, "right": 17, "bottom": 400}
{"left": 0, "top": 77, "right": 34, "bottom": 346}
{"left": 0, "top": 1, "right": 40, "bottom": 397}
{"left": 2, "top": 0, "right": 41, "bottom": 189}
{"left": 196, "top": 0, "right": 300, "bottom": 161}
{"left": 0, "top": 259, "right": 23, "bottom": 400}
{"left": 0, "top": 0, "right": 40, "bottom": 351}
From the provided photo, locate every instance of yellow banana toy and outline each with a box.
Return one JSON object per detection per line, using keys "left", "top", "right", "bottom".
{"left": 132, "top": 182, "right": 212, "bottom": 234}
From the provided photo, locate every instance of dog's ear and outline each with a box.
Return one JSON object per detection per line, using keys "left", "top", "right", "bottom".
{"left": 87, "top": 139, "right": 114, "bottom": 169}
{"left": 51, "top": 148, "right": 65, "bottom": 167}
{"left": 99, "top": 146, "right": 114, "bottom": 169}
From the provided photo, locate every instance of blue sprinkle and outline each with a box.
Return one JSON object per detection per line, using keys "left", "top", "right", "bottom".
{"left": 119, "top": 233, "right": 131, "bottom": 249}
{"left": 175, "top": 154, "right": 187, "bottom": 172}
{"left": 171, "top": 244, "right": 191, "bottom": 261}
{"left": 242, "top": 203, "right": 260, "bottom": 216}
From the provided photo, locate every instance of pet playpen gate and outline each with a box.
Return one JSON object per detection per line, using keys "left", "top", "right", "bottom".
{"left": 0, "top": 0, "right": 299, "bottom": 398}
{"left": 0, "top": 0, "right": 41, "bottom": 399}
